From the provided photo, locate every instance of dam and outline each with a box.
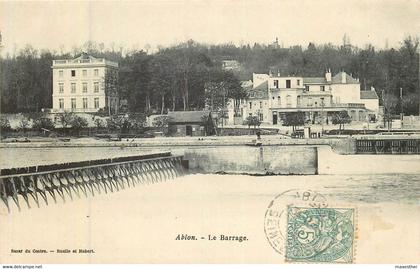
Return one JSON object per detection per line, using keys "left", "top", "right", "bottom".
{"left": 2, "top": 144, "right": 420, "bottom": 213}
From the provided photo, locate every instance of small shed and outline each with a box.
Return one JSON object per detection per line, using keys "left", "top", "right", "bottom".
{"left": 167, "top": 111, "right": 214, "bottom": 136}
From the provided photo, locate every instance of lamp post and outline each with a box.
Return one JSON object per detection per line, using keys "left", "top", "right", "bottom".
{"left": 400, "top": 87, "right": 403, "bottom": 115}
{"left": 321, "top": 100, "right": 325, "bottom": 134}
{"left": 400, "top": 87, "right": 404, "bottom": 128}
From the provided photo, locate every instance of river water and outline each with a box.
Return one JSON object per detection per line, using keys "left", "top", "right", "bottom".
{"left": 0, "top": 145, "right": 419, "bottom": 263}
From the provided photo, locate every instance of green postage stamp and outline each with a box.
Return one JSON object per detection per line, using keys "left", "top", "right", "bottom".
{"left": 285, "top": 206, "right": 355, "bottom": 263}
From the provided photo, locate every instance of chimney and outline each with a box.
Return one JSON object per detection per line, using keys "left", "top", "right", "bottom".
{"left": 325, "top": 68, "right": 331, "bottom": 82}
{"left": 341, "top": 72, "right": 346, "bottom": 84}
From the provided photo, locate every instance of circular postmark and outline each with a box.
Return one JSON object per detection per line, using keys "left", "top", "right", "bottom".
{"left": 264, "top": 189, "right": 355, "bottom": 263}
{"left": 264, "top": 189, "right": 328, "bottom": 256}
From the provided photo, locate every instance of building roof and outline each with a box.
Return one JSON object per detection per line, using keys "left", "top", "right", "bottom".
{"left": 167, "top": 111, "right": 211, "bottom": 123}
{"left": 360, "top": 90, "right": 379, "bottom": 99}
{"left": 248, "top": 81, "right": 269, "bottom": 99}
{"left": 253, "top": 80, "right": 268, "bottom": 91}
{"left": 331, "top": 72, "right": 359, "bottom": 84}
{"left": 303, "top": 77, "right": 327, "bottom": 84}
{"left": 241, "top": 80, "right": 253, "bottom": 89}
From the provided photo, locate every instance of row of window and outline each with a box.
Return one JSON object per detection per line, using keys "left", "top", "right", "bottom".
{"left": 249, "top": 96, "right": 329, "bottom": 108}
{"left": 58, "top": 98, "right": 100, "bottom": 109}
{"left": 305, "top": 85, "right": 326, "bottom": 91}
{"left": 273, "top": 79, "right": 300, "bottom": 89}
{"left": 58, "top": 82, "right": 100, "bottom": 93}
{"left": 298, "top": 97, "right": 326, "bottom": 107}
{"left": 58, "top": 69, "right": 99, "bottom": 78}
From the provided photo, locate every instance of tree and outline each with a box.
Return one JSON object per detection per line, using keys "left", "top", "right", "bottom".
{"left": 0, "top": 118, "right": 11, "bottom": 132}
{"left": 128, "top": 113, "right": 146, "bottom": 132}
{"left": 94, "top": 118, "right": 104, "bottom": 129}
{"left": 150, "top": 54, "right": 176, "bottom": 114}
{"left": 106, "top": 114, "right": 127, "bottom": 131}
{"left": 382, "top": 92, "right": 398, "bottom": 130}
{"left": 1, "top": 38, "right": 419, "bottom": 116}
{"left": 59, "top": 112, "right": 75, "bottom": 128}
{"left": 103, "top": 68, "right": 119, "bottom": 115}
{"left": 32, "top": 117, "right": 55, "bottom": 131}
{"left": 70, "top": 116, "right": 88, "bottom": 136}
{"left": 331, "top": 111, "right": 352, "bottom": 132}
{"left": 152, "top": 115, "right": 171, "bottom": 134}
{"left": 200, "top": 114, "right": 215, "bottom": 136}
{"left": 18, "top": 118, "right": 30, "bottom": 132}
{"left": 244, "top": 115, "right": 261, "bottom": 129}
{"left": 282, "top": 112, "right": 306, "bottom": 131}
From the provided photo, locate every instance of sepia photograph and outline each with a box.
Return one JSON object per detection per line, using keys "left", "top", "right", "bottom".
{"left": 0, "top": 0, "right": 419, "bottom": 267}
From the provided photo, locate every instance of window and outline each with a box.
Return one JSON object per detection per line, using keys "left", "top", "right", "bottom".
{"left": 59, "top": 98, "right": 64, "bottom": 109}
{"left": 71, "top": 98, "right": 76, "bottom": 109}
{"left": 83, "top": 82, "right": 88, "bottom": 93}
{"left": 59, "top": 70, "right": 63, "bottom": 78}
{"left": 94, "top": 82, "right": 99, "bottom": 93}
{"left": 94, "top": 98, "right": 100, "bottom": 109}
{"left": 286, "top": 95, "right": 292, "bottom": 107}
{"left": 259, "top": 113, "right": 263, "bottom": 121}
{"left": 320, "top": 86, "right": 325, "bottom": 91}
{"left": 83, "top": 70, "right": 87, "bottom": 77}
{"left": 83, "top": 98, "right": 88, "bottom": 109}
{"left": 286, "top": 79, "right": 291, "bottom": 88}
{"left": 71, "top": 70, "right": 76, "bottom": 77}
{"left": 320, "top": 97, "right": 325, "bottom": 106}
{"left": 59, "top": 83, "right": 64, "bottom": 93}
{"left": 71, "top": 83, "right": 76, "bottom": 93}
{"left": 308, "top": 97, "right": 313, "bottom": 106}
{"left": 297, "top": 79, "right": 300, "bottom": 86}
{"left": 259, "top": 101, "right": 262, "bottom": 109}
{"left": 305, "top": 85, "right": 309, "bottom": 91}
{"left": 94, "top": 69, "right": 99, "bottom": 76}
{"left": 274, "top": 80, "right": 279, "bottom": 89}
{"left": 249, "top": 102, "right": 252, "bottom": 109}
{"left": 277, "top": 96, "right": 281, "bottom": 106}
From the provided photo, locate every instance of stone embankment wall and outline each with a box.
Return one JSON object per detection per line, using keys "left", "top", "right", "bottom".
{"left": 183, "top": 146, "right": 318, "bottom": 175}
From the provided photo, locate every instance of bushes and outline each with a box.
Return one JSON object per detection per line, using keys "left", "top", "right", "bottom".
{"left": 244, "top": 115, "right": 261, "bottom": 129}
{"left": 0, "top": 118, "right": 11, "bottom": 132}
{"left": 71, "top": 116, "right": 88, "bottom": 135}
{"left": 32, "top": 118, "right": 55, "bottom": 131}
{"left": 153, "top": 115, "right": 171, "bottom": 134}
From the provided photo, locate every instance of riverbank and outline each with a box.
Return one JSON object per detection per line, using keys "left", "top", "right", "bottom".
{"left": 0, "top": 135, "right": 352, "bottom": 150}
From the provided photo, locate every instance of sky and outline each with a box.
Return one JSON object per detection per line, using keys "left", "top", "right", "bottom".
{"left": 1, "top": 0, "right": 420, "bottom": 56}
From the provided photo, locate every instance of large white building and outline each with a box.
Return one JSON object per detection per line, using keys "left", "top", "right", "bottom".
{"left": 228, "top": 70, "right": 379, "bottom": 125}
{"left": 51, "top": 53, "right": 119, "bottom": 114}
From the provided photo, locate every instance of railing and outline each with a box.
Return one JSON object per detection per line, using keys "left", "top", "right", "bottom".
{"left": 53, "top": 59, "right": 118, "bottom": 67}
{"left": 356, "top": 138, "right": 420, "bottom": 154}
{"left": 0, "top": 152, "right": 186, "bottom": 212}
{"left": 270, "top": 103, "right": 366, "bottom": 110}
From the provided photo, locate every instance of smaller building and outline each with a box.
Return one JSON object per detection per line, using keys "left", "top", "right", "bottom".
{"left": 167, "top": 111, "right": 213, "bottom": 136}
{"left": 360, "top": 87, "right": 380, "bottom": 120}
